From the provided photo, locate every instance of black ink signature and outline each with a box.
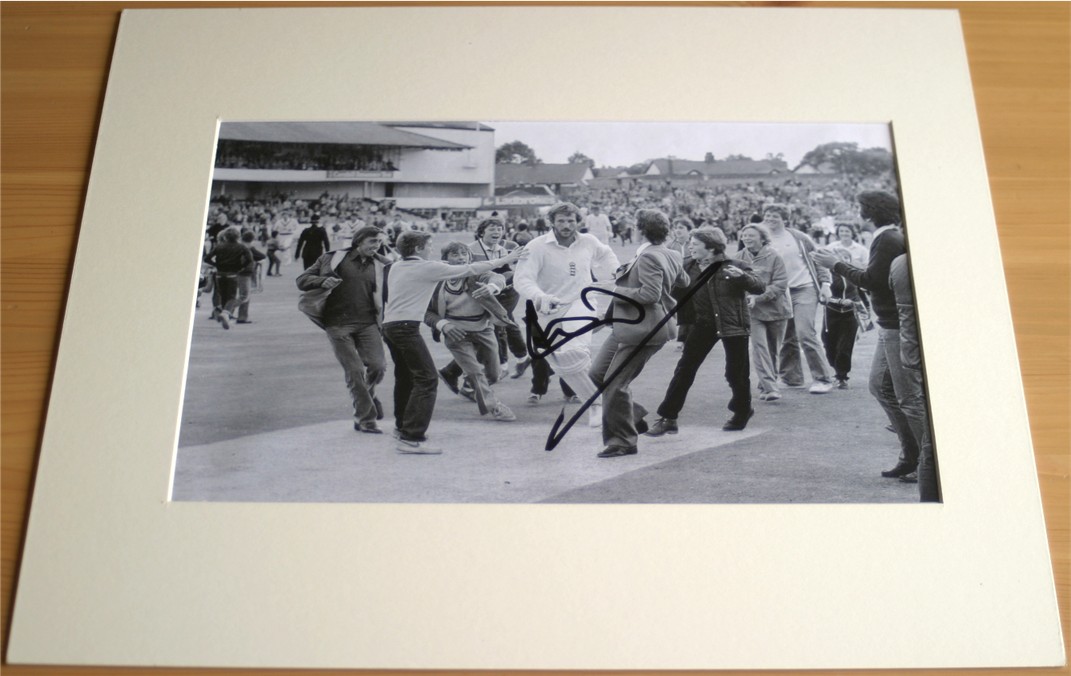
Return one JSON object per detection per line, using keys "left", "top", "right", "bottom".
{"left": 527, "top": 261, "right": 724, "bottom": 451}
{"left": 523, "top": 286, "right": 646, "bottom": 362}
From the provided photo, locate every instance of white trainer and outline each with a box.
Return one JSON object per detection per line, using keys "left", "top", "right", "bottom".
{"left": 395, "top": 439, "right": 442, "bottom": 455}
{"left": 808, "top": 381, "right": 834, "bottom": 394}
{"left": 491, "top": 404, "right": 516, "bottom": 422}
{"left": 588, "top": 403, "right": 603, "bottom": 428}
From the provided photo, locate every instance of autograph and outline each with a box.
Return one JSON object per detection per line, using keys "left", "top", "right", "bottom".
{"left": 523, "top": 260, "right": 726, "bottom": 451}
{"left": 523, "top": 286, "right": 645, "bottom": 361}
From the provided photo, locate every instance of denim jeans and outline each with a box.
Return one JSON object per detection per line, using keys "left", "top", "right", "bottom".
{"left": 869, "top": 328, "right": 922, "bottom": 468}
{"left": 443, "top": 321, "right": 525, "bottom": 378}
{"left": 325, "top": 322, "right": 386, "bottom": 425}
{"left": 237, "top": 273, "right": 254, "bottom": 321}
{"left": 750, "top": 318, "right": 787, "bottom": 394}
{"left": 896, "top": 293, "right": 939, "bottom": 501}
{"left": 657, "top": 326, "right": 751, "bottom": 420}
{"left": 590, "top": 338, "right": 662, "bottom": 448}
{"left": 903, "top": 364, "right": 939, "bottom": 501}
{"left": 444, "top": 327, "right": 501, "bottom": 415}
{"left": 779, "top": 285, "right": 834, "bottom": 386}
{"left": 383, "top": 321, "right": 438, "bottom": 442}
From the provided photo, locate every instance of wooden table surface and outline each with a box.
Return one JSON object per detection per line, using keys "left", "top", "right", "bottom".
{"left": 2, "top": 2, "right": 1068, "bottom": 674}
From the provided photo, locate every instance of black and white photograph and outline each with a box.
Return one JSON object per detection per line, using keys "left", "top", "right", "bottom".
{"left": 173, "top": 120, "right": 938, "bottom": 504}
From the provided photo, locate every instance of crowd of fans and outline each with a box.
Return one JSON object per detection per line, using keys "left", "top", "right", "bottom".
{"left": 215, "top": 141, "right": 399, "bottom": 172}
{"left": 200, "top": 172, "right": 900, "bottom": 326}
{"left": 533, "top": 174, "right": 898, "bottom": 245}
{"left": 205, "top": 170, "right": 896, "bottom": 252}
{"left": 198, "top": 163, "right": 936, "bottom": 499}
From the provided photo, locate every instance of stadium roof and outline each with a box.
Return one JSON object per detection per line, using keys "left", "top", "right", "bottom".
{"left": 495, "top": 162, "right": 593, "bottom": 187}
{"left": 218, "top": 122, "right": 471, "bottom": 149}
{"left": 386, "top": 122, "right": 495, "bottom": 132}
{"left": 646, "top": 158, "right": 788, "bottom": 176}
{"left": 593, "top": 166, "right": 631, "bottom": 178}
{"left": 494, "top": 186, "right": 556, "bottom": 197}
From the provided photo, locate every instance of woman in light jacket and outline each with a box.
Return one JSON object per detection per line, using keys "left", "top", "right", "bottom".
{"left": 736, "top": 223, "right": 793, "bottom": 401}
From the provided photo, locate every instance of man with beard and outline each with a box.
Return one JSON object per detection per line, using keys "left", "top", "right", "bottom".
{"left": 513, "top": 202, "right": 620, "bottom": 428}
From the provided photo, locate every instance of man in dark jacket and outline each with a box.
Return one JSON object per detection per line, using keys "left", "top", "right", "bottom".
{"left": 296, "top": 226, "right": 388, "bottom": 434}
{"left": 812, "top": 190, "right": 920, "bottom": 480}
{"left": 295, "top": 213, "right": 332, "bottom": 270}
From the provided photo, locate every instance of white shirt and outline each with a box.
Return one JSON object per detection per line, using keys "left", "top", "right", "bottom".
{"left": 583, "top": 213, "right": 613, "bottom": 244}
{"left": 513, "top": 232, "right": 620, "bottom": 306}
{"left": 828, "top": 239, "right": 869, "bottom": 268}
{"left": 768, "top": 227, "right": 810, "bottom": 289}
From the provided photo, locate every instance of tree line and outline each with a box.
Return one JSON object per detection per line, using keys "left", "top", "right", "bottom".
{"left": 495, "top": 140, "right": 893, "bottom": 177}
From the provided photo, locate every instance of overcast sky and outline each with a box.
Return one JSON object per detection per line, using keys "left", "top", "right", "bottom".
{"left": 485, "top": 121, "right": 893, "bottom": 169}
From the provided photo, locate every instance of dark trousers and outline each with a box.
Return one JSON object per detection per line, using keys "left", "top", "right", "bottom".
{"left": 496, "top": 288, "right": 527, "bottom": 364}
{"left": 657, "top": 325, "right": 751, "bottom": 420}
{"left": 267, "top": 251, "right": 281, "bottom": 276}
{"left": 822, "top": 308, "right": 858, "bottom": 381}
{"left": 209, "top": 273, "right": 221, "bottom": 313}
{"left": 530, "top": 357, "right": 575, "bottom": 398}
{"left": 383, "top": 321, "right": 437, "bottom": 442}
{"left": 215, "top": 274, "right": 240, "bottom": 315}
{"left": 495, "top": 323, "right": 527, "bottom": 364}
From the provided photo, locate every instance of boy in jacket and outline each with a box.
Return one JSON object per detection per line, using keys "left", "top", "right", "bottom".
{"left": 647, "top": 227, "right": 766, "bottom": 435}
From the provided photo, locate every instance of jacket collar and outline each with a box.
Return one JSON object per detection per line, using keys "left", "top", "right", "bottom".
{"left": 344, "top": 247, "right": 375, "bottom": 264}
{"left": 873, "top": 224, "right": 900, "bottom": 239}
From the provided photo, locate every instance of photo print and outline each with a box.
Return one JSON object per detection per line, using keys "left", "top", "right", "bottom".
{"left": 174, "top": 120, "right": 937, "bottom": 504}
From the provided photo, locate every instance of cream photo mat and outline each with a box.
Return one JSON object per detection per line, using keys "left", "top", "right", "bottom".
{"left": 8, "top": 6, "right": 1064, "bottom": 669}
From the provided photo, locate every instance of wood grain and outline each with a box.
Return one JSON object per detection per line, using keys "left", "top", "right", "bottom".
{"left": 2, "top": 2, "right": 1067, "bottom": 674}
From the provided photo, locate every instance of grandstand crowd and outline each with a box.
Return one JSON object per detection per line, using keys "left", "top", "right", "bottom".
{"left": 215, "top": 140, "right": 399, "bottom": 172}
{"left": 204, "top": 171, "right": 896, "bottom": 253}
